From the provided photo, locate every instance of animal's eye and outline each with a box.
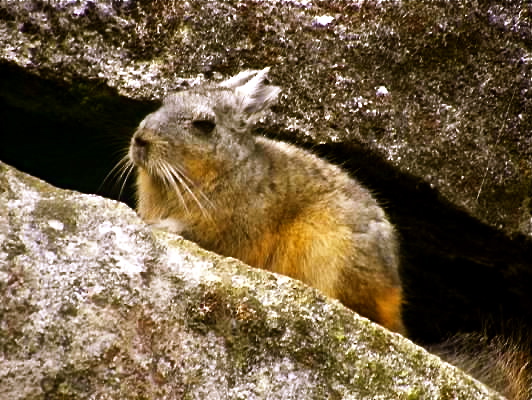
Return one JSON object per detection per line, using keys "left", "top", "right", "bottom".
{"left": 192, "top": 120, "right": 216, "bottom": 135}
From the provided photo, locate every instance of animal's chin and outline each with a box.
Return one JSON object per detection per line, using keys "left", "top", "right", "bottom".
{"left": 129, "top": 153, "right": 155, "bottom": 181}
{"left": 136, "top": 166, "right": 166, "bottom": 193}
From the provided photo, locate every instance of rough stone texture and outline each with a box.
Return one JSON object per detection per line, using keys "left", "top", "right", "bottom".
{"left": 0, "top": 159, "right": 504, "bottom": 400}
{"left": 0, "top": 0, "right": 531, "bottom": 353}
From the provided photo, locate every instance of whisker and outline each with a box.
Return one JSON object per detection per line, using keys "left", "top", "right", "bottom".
{"left": 172, "top": 162, "right": 195, "bottom": 185}
{"left": 118, "top": 160, "right": 135, "bottom": 200}
{"left": 157, "top": 160, "right": 189, "bottom": 214}
{"left": 167, "top": 164, "right": 202, "bottom": 211}
{"left": 166, "top": 162, "right": 213, "bottom": 220}
{"left": 99, "top": 154, "right": 132, "bottom": 199}
{"left": 172, "top": 163, "right": 215, "bottom": 210}
{"left": 99, "top": 154, "right": 128, "bottom": 192}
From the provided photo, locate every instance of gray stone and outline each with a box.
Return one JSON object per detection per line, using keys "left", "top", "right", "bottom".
{"left": 0, "top": 1, "right": 531, "bottom": 396}
{"left": 0, "top": 159, "right": 504, "bottom": 400}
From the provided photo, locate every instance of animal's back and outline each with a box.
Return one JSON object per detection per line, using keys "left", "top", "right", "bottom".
{"left": 251, "top": 136, "right": 404, "bottom": 332}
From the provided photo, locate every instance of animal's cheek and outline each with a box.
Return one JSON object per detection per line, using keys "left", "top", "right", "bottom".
{"left": 181, "top": 155, "right": 224, "bottom": 184}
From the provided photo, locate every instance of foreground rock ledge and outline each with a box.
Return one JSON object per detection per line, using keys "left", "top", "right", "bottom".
{"left": 0, "top": 161, "right": 502, "bottom": 400}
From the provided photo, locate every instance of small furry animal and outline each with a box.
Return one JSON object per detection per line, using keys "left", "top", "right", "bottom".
{"left": 127, "top": 68, "right": 405, "bottom": 333}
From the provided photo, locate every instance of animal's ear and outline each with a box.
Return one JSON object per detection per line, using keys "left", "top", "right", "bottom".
{"left": 219, "top": 69, "right": 263, "bottom": 90}
{"left": 221, "top": 67, "right": 281, "bottom": 114}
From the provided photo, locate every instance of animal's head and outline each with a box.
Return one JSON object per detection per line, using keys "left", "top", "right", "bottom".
{"left": 129, "top": 68, "right": 281, "bottom": 185}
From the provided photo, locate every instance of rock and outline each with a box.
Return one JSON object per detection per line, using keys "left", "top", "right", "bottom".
{"left": 0, "top": 160, "right": 504, "bottom": 400}
{"left": 0, "top": 0, "right": 531, "bottom": 350}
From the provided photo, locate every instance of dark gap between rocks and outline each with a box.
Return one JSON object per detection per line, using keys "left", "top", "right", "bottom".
{"left": 0, "top": 61, "right": 159, "bottom": 206}
{"left": 1, "top": 62, "right": 531, "bottom": 347}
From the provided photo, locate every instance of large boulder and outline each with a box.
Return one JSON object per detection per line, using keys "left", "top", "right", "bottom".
{"left": 0, "top": 0, "right": 530, "bottom": 344}
{"left": 0, "top": 160, "right": 504, "bottom": 400}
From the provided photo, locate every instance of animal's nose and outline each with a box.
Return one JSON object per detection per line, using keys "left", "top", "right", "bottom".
{"left": 134, "top": 136, "right": 148, "bottom": 147}
{"left": 130, "top": 134, "right": 150, "bottom": 165}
